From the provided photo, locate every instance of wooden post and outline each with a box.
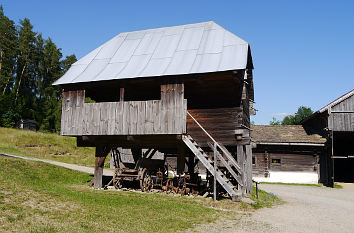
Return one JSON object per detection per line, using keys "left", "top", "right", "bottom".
{"left": 245, "top": 144, "right": 253, "bottom": 194}
{"left": 213, "top": 142, "right": 217, "bottom": 202}
{"left": 177, "top": 145, "right": 185, "bottom": 175}
{"left": 237, "top": 144, "right": 245, "bottom": 194}
{"left": 187, "top": 155, "right": 196, "bottom": 174}
{"left": 120, "top": 88, "right": 124, "bottom": 102}
{"left": 94, "top": 146, "right": 109, "bottom": 189}
{"left": 131, "top": 148, "right": 142, "bottom": 165}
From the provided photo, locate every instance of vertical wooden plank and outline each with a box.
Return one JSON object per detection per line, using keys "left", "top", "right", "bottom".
{"left": 85, "top": 103, "right": 93, "bottom": 135}
{"left": 129, "top": 102, "right": 138, "bottom": 135}
{"left": 75, "top": 90, "right": 85, "bottom": 135}
{"left": 108, "top": 102, "right": 116, "bottom": 135}
{"left": 183, "top": 99, "right": 187, "bottom": 133}
{"left": 175, "top": 83, "right": 184, "bottom": 134}
{"left": 168, "top": 84, "right": 173, "bottom": 134}
{"left": 61, "top": 91, "right": 69, "bottom": 135}
{"left": 116, "top": 102, "right": 124, "bottom": 134}
{"left": 137, "top": 101, "right": 145, "bottom": 134}
{"left": 145, "top": 101, "right": 154, "bottom": 134}
{"left": 69, "top": 91, "right": 76, "bottom": 135}
{"left": 160, "top": 84, "right": 167, "bottom": 134}
{"left": 76, "top": 90, "right": 85, "bottom": 107}
{"left": 153, "top": 100, "right": 160, "bottom": 134}
{"left": 100, "top": 103, "right": 108, "bottom": 135}
{"left": 87, "top": 103, "right": 93, "bottom": 135}
{"left": 237, "top": 144, "right": 245, "bottom": 193}
{"left": 93, "top": 103, "right": 100, "bottom": 135}
{"left": 245, "top": 144, "right": 253, "bottom": 194}
{"left": 175, "top": 84, "right": 181, "bottom": 134}
{"left": 122, "top": 101, "right": 130, "bottom": 134}
{"left": 120, "top": 88, "right": 124, "bottom": 102}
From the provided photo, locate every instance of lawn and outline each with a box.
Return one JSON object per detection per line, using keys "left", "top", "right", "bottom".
{"left": 0, "top": 156, "right": 281, "bottom": 232}
{"left": 0, "top": 156, "right": 219, "bottom": 233}
{"left": 0, "top": 127, "right": 95, "bottom": 166}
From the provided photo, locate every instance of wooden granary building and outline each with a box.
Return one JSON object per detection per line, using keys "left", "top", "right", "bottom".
{"left": 302, "top": 89, "right": 354, "bottom": 186}
{"left": 54, "top": 22, "right": 255, "bottom": 200}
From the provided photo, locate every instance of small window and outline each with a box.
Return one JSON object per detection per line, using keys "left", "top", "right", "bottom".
{"left": 252, "top": 156, "right": 256, "bottom": 165}
{"left": 272, "top": 158, "right": 281, "bottom": 164}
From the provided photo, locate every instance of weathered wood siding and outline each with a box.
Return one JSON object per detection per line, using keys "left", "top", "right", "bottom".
{"left": 252, "top": 152, "right": 317, "bottom": 176}
{"left": 329, "top": 94, "right": 354, "bottom": 131}
{"left": 187, "top": 107, "right": 243, "bottom": 147}
{"left": 61, "top": 83, "right": 186, "bottom": 136}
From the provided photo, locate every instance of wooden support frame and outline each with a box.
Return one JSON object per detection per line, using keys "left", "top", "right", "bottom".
{"left": 177, "top": 145, "right": 186, "bottom": 174}
{"left": 94, "top": 146, "right": 110, "bottom": 189}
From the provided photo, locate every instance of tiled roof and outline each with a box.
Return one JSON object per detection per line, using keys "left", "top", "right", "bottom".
{"left": 251, "top": 125, "right": 326, "bottom": 144}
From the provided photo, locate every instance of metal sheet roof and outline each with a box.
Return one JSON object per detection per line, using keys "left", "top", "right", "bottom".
{"left": 54, "top": 21, "right": 250, "bottom": 85}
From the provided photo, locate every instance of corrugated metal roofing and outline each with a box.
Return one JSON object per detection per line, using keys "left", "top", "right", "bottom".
{"left": 54, "top": 21, "right": 250, "bottom": 85}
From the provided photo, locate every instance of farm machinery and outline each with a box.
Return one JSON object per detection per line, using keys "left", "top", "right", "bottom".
{"left": 110, "top": 148, "right": 205, "bottom": 195}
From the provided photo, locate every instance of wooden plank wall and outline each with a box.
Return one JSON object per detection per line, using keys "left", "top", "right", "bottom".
{"left": 329, "top": 94, "right": 354, "bottom": 131}
{"left": 241, "top": 83, "right": 250, "bottom": 128}
{"left": 61, "top": 83, "right": 186, "bottom": 136}
{"left": 187, "top": 107, "right": 243, "bottom": 147}
{"left": 252, "top": 152, "right": 317, "bottom": 176}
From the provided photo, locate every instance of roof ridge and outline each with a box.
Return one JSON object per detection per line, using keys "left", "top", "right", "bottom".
{"left": 116, "top": 21, "right": 215, "bottom": 35}
{"left": 318, "top": 89, "right": 354, "bottom": 113}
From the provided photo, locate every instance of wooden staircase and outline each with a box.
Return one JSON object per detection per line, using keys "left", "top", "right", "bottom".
{"left": 183, "top": 112, "right": 244, "bottom": 201}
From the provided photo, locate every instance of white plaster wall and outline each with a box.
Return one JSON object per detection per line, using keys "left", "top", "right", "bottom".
{"left": 253, "top": 171, "right": 319, "bottom": 184}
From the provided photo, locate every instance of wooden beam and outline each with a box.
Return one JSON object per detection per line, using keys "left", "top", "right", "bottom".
{"left": 177, "top": 145, "right": 186, "bottom": 174}
{"left": 245, "top": 144, "right": 253, "bottom": 194}
{"left": 120, "top": 88, "right": 124, "bottom": 102}
{"left": 237, "top": 144, "right": 245, "bottom": 194}
{"left": 94, "top": 146, "right": 110, "bottom": 189}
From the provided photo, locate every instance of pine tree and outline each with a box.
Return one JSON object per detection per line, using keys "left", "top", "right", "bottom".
{"left": 14, "top": 18, "right": 37, "bottom": 121}
{"left": 39, "top": 38, "right": 63, "bottom": 132}
{"left": 0, "top": 6, "right": 18, "bottom": 95}
{"left": 0, "top": 6, "right": 77, "bottom": 131}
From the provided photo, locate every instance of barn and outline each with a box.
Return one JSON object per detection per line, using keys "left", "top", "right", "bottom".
{"left": 251, "top": 125, "right": 326, "bottom": 184}
{"left": 54, "top": 21, "right": 255, "bottom": 200}
{"left": 302, "top": 89, "right": 354, "bottom": 185}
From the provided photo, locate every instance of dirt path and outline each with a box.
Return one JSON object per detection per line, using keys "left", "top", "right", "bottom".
{"left": 189, "top": 183, "right": 354, "bottom": 233}
{"left": 0, "top": 153, "right": 114, "bottom": 176}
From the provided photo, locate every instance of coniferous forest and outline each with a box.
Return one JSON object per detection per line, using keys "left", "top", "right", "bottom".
{"left": 0, "top": 6, "right": 76, "bottom": 132}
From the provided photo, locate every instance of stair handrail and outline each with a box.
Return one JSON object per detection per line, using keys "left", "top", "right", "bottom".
{"left": 186, "top": 111, "right": 242, "bottom": 173}
{"left": 187, "top": 111, "right": 217, "bottom": 145}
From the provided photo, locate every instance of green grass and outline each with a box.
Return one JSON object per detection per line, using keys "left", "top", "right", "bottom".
{"left": 334, "top": 183, "right": 343, "bottom": 189}
{"left": 250, "top": 186, "right": 283, "bottom": 209}
{"left": 0, "top": 127, "right": 96, "bottom": 166}
{"left": 0, "top": 156, "right": 219, "bottom": 233}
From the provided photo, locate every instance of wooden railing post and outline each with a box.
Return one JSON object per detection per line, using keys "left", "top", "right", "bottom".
{"left": 213, "top": 142, "right": 217, "bottom": 202}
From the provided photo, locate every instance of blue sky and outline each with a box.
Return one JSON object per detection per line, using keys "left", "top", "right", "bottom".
{"left": 2, "top": 0, "right": 353, "bottom": 124}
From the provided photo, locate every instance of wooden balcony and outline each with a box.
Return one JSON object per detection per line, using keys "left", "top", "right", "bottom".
{"left": 61, "top": 88, "right": 187, "bottom": 136}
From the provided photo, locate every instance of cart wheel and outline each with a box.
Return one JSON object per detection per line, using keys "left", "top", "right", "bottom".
{"left": 140, "top": 168, "right": 152, "bottom": 192}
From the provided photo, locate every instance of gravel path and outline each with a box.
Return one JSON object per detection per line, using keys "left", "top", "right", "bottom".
{"left": 189, "top": 183, "right": 354, "bottom": 233}
{"left": 0, "top": 153, "right": 114, "bottom": 176}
